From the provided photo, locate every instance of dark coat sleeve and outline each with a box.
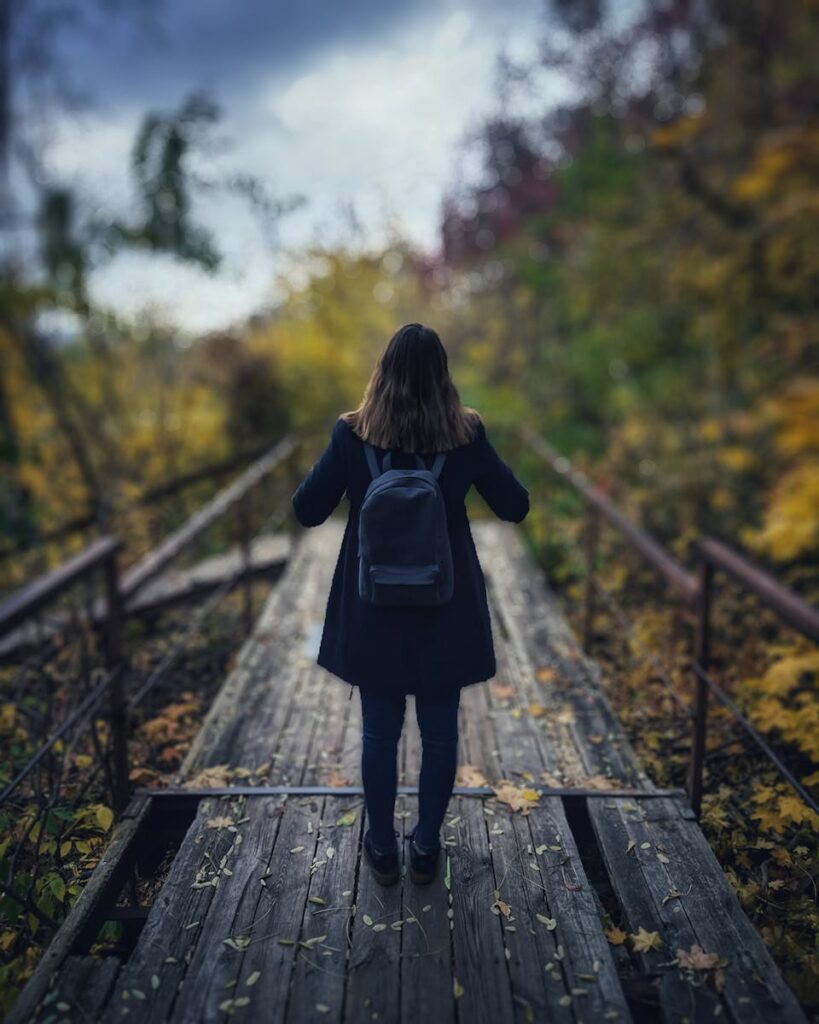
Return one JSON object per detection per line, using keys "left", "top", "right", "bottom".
{"left": 291, "top": 418, "right": 348, "bottom": 527}
{"left": 472, "top": 421, "right": 530, "bottom": 523}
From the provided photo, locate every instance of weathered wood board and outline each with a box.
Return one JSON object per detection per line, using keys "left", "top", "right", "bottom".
{"left": 10, "top": 516, "right": 805, "bottom": 1024}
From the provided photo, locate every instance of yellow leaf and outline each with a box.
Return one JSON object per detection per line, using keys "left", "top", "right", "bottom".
{"left": 456, "top": 764, "right": 489, "bottom": 787}
{"left": 604, "top": 926, "right": 628, "bottom": 946}
{"left": 95, "top": 805, "right": 114, "bottom": 832}
{"left": 492, "top": 782, "right": 540, "bottom": 815}
{"left": 630, "top": 927, "right": 663, "bottom": 953}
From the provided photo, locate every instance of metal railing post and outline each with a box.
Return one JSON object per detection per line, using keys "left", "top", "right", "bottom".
{"left": 687, "top": 559, "right": 713, "bottom": 817}
{"left": 582, "top": 507, "right": 600, "bottom": 652}
{"left": 103, "top": 546, "right": 129, "bottom": 813}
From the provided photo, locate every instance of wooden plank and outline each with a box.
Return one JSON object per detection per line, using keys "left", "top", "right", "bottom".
{"left": 485, "top": 805, "right": 575, "bottom": 1023}
{"left": 225, "top": 527, "right": 341, "bottom": 781}
{"left": 524, "top": 800, "right": 633, "bottom": 1022}
{"left": 400, "top": 799, "right": 456, "bottom": 1024}
{"left": 448, "top": 795, "right": 516, "bottom": 1024}
{"left": 588, "top": 795, "right": 806, "bottom": 1023}
{"left": 99, "top": 795, "right": 250, "bottom": 1022}
{"left": 586, "top": 795, "right": 723, "bottom": 1020}
{"left": 172, "top": 567, "right": 355, "bottom": 1020}
{"left": 11, "top": 516, "right": 806, "bottom": 1024}
{"left": 480, "top": 616, "right": 552, "bottom": 781}
{"left": 225, "top": 797, "right": 331, "bottom": 1022}
{"left": 175, "top": 529, "right": 316, "bottom": 778}
{"left": 125, "top": 535, "right": 289, "bottom": 615}
{"left": 343, "top": 805, "right": 405, "bottom": 1022}
{"left": 286, "top": 795, "right": 364, "bottom": 1023}
{"left": 474, "top": 522, "right": 649, "bottom": 789}
{"left": 459, "top": 676, "right": 502, "bottom": 783}
{"left": 154, "top": 795, "right": 286, "bottom": 1024}
{"left": 35, "top": 954, "right": 121, "bottom": 1023}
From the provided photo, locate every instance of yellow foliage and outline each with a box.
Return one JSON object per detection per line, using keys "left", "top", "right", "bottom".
{"left": 716, "top": 446, "right": 756, "bottom": 472}
{"left": 650, "top": 113, "right": 706, "bottom": 150}
{"left": 766, "top": 379, "right": 819, "bottom": 459}
{"left": 698, "top": 418, "right": 724, "bottom": 442}
{"left": 731, "top": 126, "right": 819, "bottom": 202}
{"left": 744, "top": 460, "right": 819, "bottom": 560}
{"left": 751, "top": 782, "right": 819, "bottom": 836}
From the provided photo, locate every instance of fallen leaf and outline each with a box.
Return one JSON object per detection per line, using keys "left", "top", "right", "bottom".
{"left": 630, "top": 927, "right": 663, "bottom": 953}
{"left": 604, "top": 926, "right": 628, "bottom": 946}
{"left": 206, "top": 816, "right": 234, "bottom": 830}
{"left": 183, "top": 764, "right": 232, "bottom": 789}
{"left": 675, "top": 944, "right": 721, "bottom": 971}
{"left": 493, "top": 781, "right": 540, "bottom": 815}
{"left": 456, "top": 764, "right": 489, "bottom": 787}
{"left": 536, "top": 914, "right": 557, "bottom": 930}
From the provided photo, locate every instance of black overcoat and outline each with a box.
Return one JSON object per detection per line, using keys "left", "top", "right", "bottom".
{"left": 290, "top": 416, "right": 529, "bottom": 697}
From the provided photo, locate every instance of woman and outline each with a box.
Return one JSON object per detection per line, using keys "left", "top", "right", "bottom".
{"left": 291, "top": 323, "right": 529, "bottom": 886}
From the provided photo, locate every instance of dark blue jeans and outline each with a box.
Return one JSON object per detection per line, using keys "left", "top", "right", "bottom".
{"left": 360, "top": 688, "right": 460, "bottom": 854}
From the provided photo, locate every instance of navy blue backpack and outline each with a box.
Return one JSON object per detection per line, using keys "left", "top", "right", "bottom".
{"left": 358, "top": 442, "right": 454, "bottom": 606}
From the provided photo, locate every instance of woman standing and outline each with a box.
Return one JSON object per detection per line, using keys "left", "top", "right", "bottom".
{"left": 291, "top": 323, "right": 529, "bottom": 886}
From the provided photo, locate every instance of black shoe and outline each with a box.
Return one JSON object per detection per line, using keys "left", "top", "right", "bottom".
{"left": 407, "top": 826, "right": 440, "bottom": 885}
{"left": 363, "top": 828, "right": 400, "bottom": 886}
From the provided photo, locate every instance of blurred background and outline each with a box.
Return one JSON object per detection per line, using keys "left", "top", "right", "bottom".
{"left": 0, "top": 0, "right": 817, "bottom": 1011}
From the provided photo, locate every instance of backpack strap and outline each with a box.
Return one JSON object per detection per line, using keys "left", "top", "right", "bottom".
{"left": 364, "top": 442, "right": 381, "bottom": 481}
{"left": 366, "top": 444, "right": 445, "bottom": 479}
{"left": 430, "top": 452, "right": 446, "bottom": 479}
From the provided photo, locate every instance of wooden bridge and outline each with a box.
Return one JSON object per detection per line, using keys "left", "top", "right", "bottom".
{"left": 2, "top": 433, "right": 812, "bottom": 1023}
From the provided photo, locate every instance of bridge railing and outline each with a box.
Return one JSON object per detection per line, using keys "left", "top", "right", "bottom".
{"left": 516, "top": 423, "right": 819, "bottom": 819}
{"left": 0, "top": 434, "right": 298, "bottom": 953}
{"left": 0, "top": 440, "right": 283, "bottom": 588}
{"left": 0, "top": 536, "right": 125, "bottom": 933}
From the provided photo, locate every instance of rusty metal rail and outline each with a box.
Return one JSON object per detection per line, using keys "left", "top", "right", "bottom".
{"left": 0, "top": 434, "right": 298, "bottom": 816}
{"left": 0, "top": 535, "right": 128, "bottom": 808}
{"left": 517, "top": 423, "right": 819, "bottom": 818}
{"left": 519, "top": 424, "right": 699, "bottom": 609}
{"left": 0, "top": 441, "right": 281, "bottom": 564}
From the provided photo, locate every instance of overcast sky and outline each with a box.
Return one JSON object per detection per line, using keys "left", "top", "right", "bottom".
{"left": 31, "top": 0, "right": 569, "bottom": 334}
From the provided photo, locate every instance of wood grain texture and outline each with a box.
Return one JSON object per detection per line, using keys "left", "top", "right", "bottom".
{"left": 12, "top": 517, "right": 805, "bottom": 1024}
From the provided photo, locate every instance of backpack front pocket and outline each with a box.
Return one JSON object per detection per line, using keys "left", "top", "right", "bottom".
{"left": 368, "top": 563, "right": 440, "bottom": 605}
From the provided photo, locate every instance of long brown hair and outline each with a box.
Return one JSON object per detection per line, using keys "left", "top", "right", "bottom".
{"left": 341, "top": 323, "right": 481, "bottom": 453}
